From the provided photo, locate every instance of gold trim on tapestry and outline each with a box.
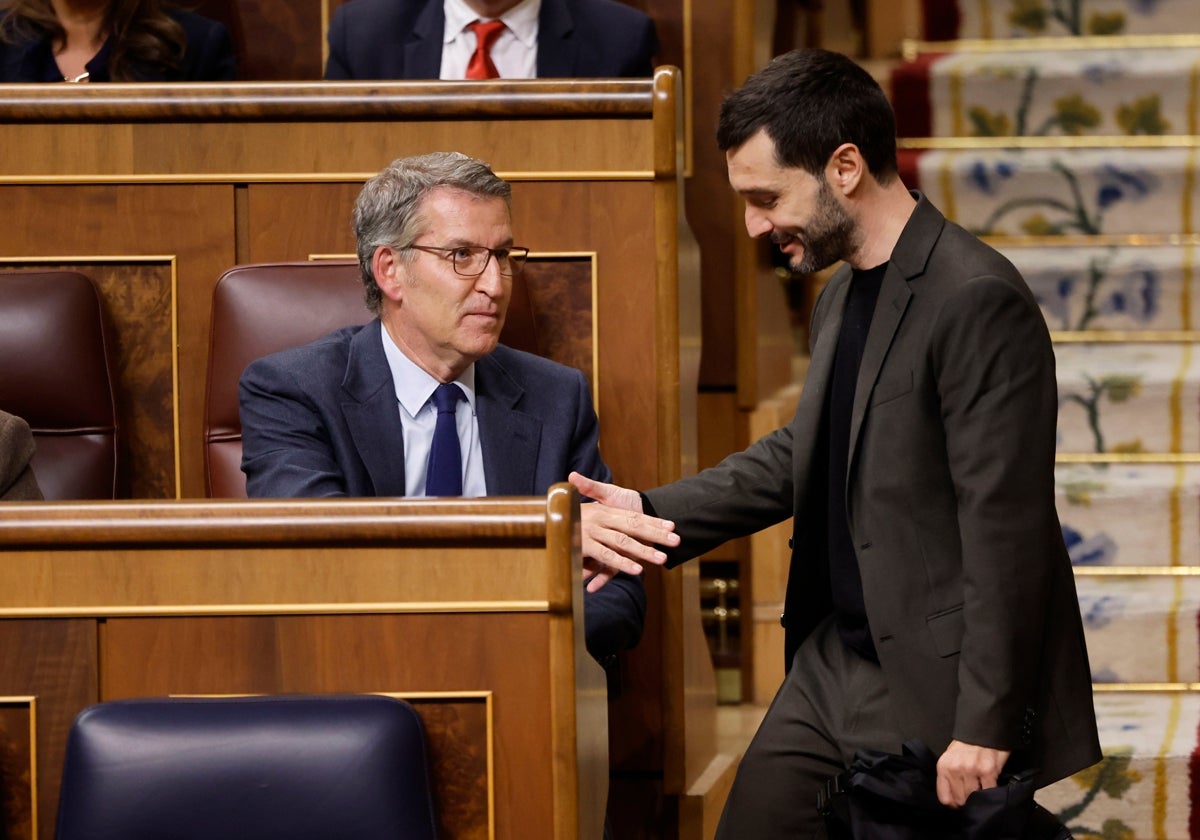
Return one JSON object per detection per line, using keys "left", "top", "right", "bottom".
{"left": 1074, "top": 567, "right": 1200, "bottom": 576}
{"left": 1057, "top": 453, "right": 1200, "bottom": 464}
{"left": 0, "top": 601, "right": 552, "bottom": 618}
{"left": 899, "top": 136, "right": 1200, "bottom": 149}
{"left": 950, "top": 64, "right": 964, "bottom": 139}
{"left": 1051, "top": 331, "right": 1200, "bottom": 343}
{"left": 983, "top": 233, "right": 1200, "bottom": 248}
{"left": 902, "top": 34, "right": 1200, "bottom": 60}
{"left": 938, "top": 153, "right": 957, "bottom": 224}
{"left": 1092, "top": 683, "right": 1200, "bottom": 692}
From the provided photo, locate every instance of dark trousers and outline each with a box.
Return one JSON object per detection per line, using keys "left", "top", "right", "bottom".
{"left": 715, "top": 616, "right": 903, "bottom": 840}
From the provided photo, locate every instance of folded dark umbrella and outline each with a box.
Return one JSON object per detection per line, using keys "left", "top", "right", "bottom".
{"left": 817, "top": 740, "right": 1070, "bottom": 840}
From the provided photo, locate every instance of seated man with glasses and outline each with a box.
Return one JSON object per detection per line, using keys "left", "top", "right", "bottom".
{"left": 238, "top": 150, "right": 654, "bottom": 665}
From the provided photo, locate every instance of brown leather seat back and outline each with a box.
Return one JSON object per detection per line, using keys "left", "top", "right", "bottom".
{"left": 0, "top": 270, "right": 118, "bottom": 499}
{"left": 204, "top": 260, "right": 540, "bottom": 498}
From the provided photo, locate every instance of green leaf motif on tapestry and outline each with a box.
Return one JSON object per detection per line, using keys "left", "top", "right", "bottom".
{"left": 1058, "top": 751, "right": 1139, "bottom": 831}
{"left": 1098, "top": 818, "right": 1136, "bottom": 840}
{"left": 1100, "top": 376, "right": 1140, "bottom": 402}
{"left": 1020, "top": 213, "right": 1059, "bottom": 235}
{"left": 1109, "top": 440, "right": 1144, "bottom": 454}
{"left": 1117, "top": 95, "right": 1170, "bottom": 136}
{"left": 1053, "top": 94, "right": 1101, "bottom": 136}
{"left": 1009, "top": 0, "right": 1048, "bottom": 32}
{"left": 968, "top": 107, "right": 1011, "bottom": 137}
{"left": 1061, "top": 480, "right": 1106, "bottom": 505}
{"left": 1087, "top": 12, "right": 1126, "bottom": 36}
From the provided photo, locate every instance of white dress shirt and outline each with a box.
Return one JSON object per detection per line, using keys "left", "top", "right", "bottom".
{"left": 381, "top": 327, "right": 488, "bottom": 497}
{"left": 440, "top": 0, "right": 540, "bottom": 80}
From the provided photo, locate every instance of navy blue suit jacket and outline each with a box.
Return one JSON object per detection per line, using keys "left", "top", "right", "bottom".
{"left": 239, "top": 319, "right": 644, "bottom": 661}
{"left": 325, "top": 0, "right": 657, "bottom": 80}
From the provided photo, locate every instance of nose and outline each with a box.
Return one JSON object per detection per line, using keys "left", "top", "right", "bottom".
{"left": 474, "top": 256, "right": 510, "bottom": 298}
{"left": 744, "top": 205, "right": 773, "bottom": 239}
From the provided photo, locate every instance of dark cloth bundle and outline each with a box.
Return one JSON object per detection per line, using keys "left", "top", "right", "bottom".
{"left": 817, "top": 741, "right": 1071, "bottom": 840}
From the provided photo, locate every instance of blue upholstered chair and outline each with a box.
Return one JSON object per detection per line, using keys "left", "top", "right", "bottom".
{"left": 54, "top": 694, "right": 438, "bottom": 840}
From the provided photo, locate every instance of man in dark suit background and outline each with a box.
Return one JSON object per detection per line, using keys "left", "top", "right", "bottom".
{"left": 573, "top": 48, "right": 1101, "bottom": 837}
{"left": 324, "top": 0, "right": 657, "bottom": 80}
{"left": 239, "top": 150, "right": 647, "bottom": 663}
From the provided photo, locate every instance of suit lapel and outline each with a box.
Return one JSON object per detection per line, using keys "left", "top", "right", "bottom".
{"left": 403, "top": 0, "right": 445, "bottom": 79}
{"left": 534, "top": 0, "right": 579, "bottom": 77}
{"left": 340, "top": 320, "right": 408, "bottom": 496}
{"left": 792, "top": 270, "right": 851, "bottom": 514}
{"left": 846, "top": 194, "right": 944, "bottom": 474}
{"left": 475, "top": 354, "right": 541, "bottom": 494}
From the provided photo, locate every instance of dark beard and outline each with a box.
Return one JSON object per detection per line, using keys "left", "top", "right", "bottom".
{"left": 777, "top": 181, "right": 858, "bottom": 274}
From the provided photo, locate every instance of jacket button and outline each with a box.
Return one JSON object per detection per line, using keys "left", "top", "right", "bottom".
{"left": 787, "top": 537, "right": 794, "bottom": 549}
{"left": 780, "top": 613, "right": 786, "bottom": 628}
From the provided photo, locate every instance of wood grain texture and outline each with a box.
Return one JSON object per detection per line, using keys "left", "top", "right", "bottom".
{"left": 0, "top": 701, "right": 34, "bottom": 840}
{"left": 0, "top": 621, "right": 97, "bottom": 840}
{"left": 0, "top": 492, "right": 595, "bottom": 840}
{"left": 0, "top": 73, "right": 720, "bottom": 834}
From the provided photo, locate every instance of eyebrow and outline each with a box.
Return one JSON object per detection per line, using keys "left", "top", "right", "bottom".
{"left": 442, "top": 237, "right": 516, "bottom": 248}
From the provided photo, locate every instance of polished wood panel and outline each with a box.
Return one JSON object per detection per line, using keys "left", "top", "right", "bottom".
{"left": 0, "top": 184, "right": 235, "bottom": 499}
{"left": 0, "top": 698, "right": 35, "bottom": 840}
{"left": 0, "top": 259, "right": 176, "bottom": 499}
{"left": 0, "top": 621, "right": 97, "bottom": 840}
{"left": 0, "top": 71, "right": 723, "bottom": 837}
{"left": 0, "top": 490, "right": 600, "bottom": 840}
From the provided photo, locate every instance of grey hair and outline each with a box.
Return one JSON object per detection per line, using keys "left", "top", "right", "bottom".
{"left": 353, "top": 151, "right": 512, "bottom": 313}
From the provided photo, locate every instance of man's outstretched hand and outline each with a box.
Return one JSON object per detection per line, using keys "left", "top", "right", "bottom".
{"left": 569, "top": 471, "right": 679, "bottom": 591}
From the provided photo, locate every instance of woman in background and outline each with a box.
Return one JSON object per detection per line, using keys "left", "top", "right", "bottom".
{"left": 0, "top": 0, "right": 235, "bottom": 81}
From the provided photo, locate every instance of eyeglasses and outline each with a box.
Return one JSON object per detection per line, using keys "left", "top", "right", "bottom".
{"left": 406, "top": 244, "right": 530, "bottom": 277}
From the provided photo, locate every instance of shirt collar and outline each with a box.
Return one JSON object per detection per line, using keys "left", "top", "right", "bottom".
{"left": 442, "top": 0, "right": 541, "bottom": 48}
{"left": 381, "top": 323, "right": 477, "bottom": 417}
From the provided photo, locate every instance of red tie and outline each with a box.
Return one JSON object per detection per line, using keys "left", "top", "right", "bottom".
{"left": 465, "top": 19, "right": 506, "bottom": 80}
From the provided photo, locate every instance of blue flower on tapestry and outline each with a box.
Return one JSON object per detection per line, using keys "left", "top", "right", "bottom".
{"left": 1100, "top": 263, "right": 1159, "bottom": 323}
{"left": 1091, "top": 667, "right": 1121, "bottom": 683}
{"left": 1096, "top": 163, "right": 1157, "bottom": 210}
{"left": 1078, "top": 593, "right": 1121, "bottom": 629}
{"left": 968, "top": 159, "right": 1016, "bottom": 195}
{"left": 1062, "top": 524, "right": 1118, "bottom": 565}
{"left": 1080, "top": 60, "right": 1122, "bottom": 86}
{"left": 1130, "top": 0, "right": 1164, "bottom": 13}
{"left": 1035, "top": 274, "right": 1075, "bottom": 329}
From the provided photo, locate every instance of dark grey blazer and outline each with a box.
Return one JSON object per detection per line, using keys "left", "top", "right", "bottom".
{"left": 0, "top": 410, "right": 41, "bottom": 501}
{"left": 324, "top": 0, "right": 657, "bottom": 80}
{"left": 645, "top": 195, "right": 1100, "bottom": 787}
{"left": 239, "top": 319, "right": 644, "bottom": 660}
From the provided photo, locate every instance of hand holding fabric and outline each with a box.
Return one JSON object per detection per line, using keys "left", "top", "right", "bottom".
{"left": 936, "top": 740, "right": 1011, "bottom": 808}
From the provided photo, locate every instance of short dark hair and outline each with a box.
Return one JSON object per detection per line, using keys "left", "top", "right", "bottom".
{"left": 353, "top": 151, "right": 511, "bottom": 313}
{"left": 716, "top": 48, "right": 898, "bottom": 183}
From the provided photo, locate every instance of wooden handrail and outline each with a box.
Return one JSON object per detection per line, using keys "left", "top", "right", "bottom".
{"left": 0, "top": 78, "right": 661, "bottom": 121}
{"left": 0, "top": 495, "right": 554, "bottom": 547}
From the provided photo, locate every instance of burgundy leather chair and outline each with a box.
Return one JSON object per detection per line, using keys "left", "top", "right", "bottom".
{"left": 203, "top": 260, "right": 539, "bottom": 498}
{"left": 0, "top": 270, "right": 119, "bottom": 500}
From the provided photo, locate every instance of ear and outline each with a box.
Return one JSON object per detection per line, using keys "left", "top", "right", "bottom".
{"left": 372, "top": 245, "right": 406, "bottom": 305}
{"left": 825, "top": 142, "right": 865, "bottom": 196}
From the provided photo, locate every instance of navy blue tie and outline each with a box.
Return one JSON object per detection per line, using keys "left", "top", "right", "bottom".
{"left": 425, "top": 383, "right": 466, "bottom": 496}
